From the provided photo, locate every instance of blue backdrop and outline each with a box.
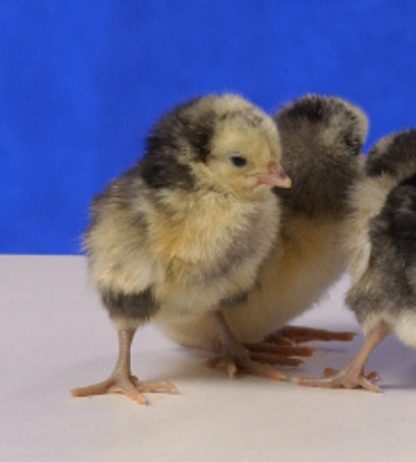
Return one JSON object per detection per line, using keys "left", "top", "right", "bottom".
{"left": 1, "top": 0, "right": 415, "bottom": 254}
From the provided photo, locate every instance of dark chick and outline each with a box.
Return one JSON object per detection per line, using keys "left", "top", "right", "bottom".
{"left": 161, "top": 95, "right": 367, "bottom": 366}
{"left": 295, "top": 130, "right": 416, "bottom": 392}
{"left": 71, "top": 94, "right": 292, "bottom": 405}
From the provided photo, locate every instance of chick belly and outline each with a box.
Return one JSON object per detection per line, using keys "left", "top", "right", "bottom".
{"left": 152, "top": 258, "right": 264, "bottom": 325}
{"left": 152, "top": 285, "right": 225, "bottom": 324}
{"left": 160, "top": 218, "right": 346, "bottom": 349}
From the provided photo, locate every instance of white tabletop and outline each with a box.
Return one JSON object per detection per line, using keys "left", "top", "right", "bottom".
{"left": 1, "top": 255, "right": 416, "bottom": 461}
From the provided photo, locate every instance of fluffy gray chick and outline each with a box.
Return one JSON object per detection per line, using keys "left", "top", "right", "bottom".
{"left": 296, "top": 130, "right": 416, "bottom": 392}
{"left": 71, "top": 94, "right": 292, "bottom": 405}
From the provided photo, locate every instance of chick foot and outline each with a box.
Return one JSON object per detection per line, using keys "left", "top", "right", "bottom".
{"left": 71, "top": 329, "right": 177, "bottom": 405}
{"left": 209, "top": 311, "right": 287, "bottom": 381}
{"left": 266, "top": 325, "right": 356, "bottom": 345}
{"left": 71, "top": 374, "right": 177, "bottom": 404}
{"left": 292, "top": 367, "right": 380, "bottom": 392}
{"left": 291, "top": 321, "right": 389, "bottom": 392}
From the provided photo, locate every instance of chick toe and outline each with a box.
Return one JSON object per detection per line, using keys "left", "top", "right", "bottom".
{"left": 267, "top": 325, "right": 356, "bottom": 344}
{"left": 71, "top": 375, "right": 148, "bottom": 405}
{"left": 71, "top": 375, "right": 178, "bottom": 404}
{"left": 241, "top": 360, "right": 287, "bottom": 381}
{"left": 207, "top": 354, "right": 287, "bottom": 381}
{"left": 246, "top": 342, "right": 314, "bottom": 357}
{"left": 210, "top": 311, "right": 287, "bottom": 381}
{"left": 250, "top": 352, "right": 303, "bottom": 367}
{"left": 292, "top": 367, "right": 381, "bottom": 393}
{"left": 244, "top": 342, "right": 313, "bottom": 367}
{"left": 131, "top": 377, "right": 178, "bottom": 394}
{"left": 292, "top": 321, "right": 389, "bottom": 392}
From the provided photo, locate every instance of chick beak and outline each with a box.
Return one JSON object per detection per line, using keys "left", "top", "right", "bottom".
{"left": 255, "top": 161, "right": 292, "bottom": 188}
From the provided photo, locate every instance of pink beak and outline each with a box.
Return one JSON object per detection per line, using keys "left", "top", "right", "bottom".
{"left": 255, "top": 161, "right": 292, "bottom": 188}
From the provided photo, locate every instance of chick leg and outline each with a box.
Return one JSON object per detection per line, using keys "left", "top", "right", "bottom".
{"left": 292, "top": 321, "right": 390, "bottom": 392}
{"left": 71, "top": 329, "right": 177, "bottom": 405}
{"left": 208, "top": 311, "right": 287, "bottom": 381}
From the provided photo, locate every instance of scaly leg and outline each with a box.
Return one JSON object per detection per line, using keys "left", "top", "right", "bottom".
{"left": 71, "top": 329, "right": 177, "bottom": 405}
{"left": 292, "top": 321, "right": 390, "bottom": 392}
{"left": 208, "top": 311, "right": 287, "bottom": 381}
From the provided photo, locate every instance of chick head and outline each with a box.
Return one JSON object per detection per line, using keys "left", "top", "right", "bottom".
{"left": 276, "top": 95, "right": 368, "bottom": 161}
{"left": 366, "top": 130, "right": 416, "bottom": 182}
{"left": 273, "top": 94, "right": 368, "bottom": 215}
{"left": 142, "top": 94, "right": 291, "bottom": 199}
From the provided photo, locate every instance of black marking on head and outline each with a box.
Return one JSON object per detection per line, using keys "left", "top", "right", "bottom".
{"left": 101, "top": 287, "right": 159, "bottom": 321}
{"left": 366, "top": 130, "right": 416, "bottom": 177}
{"left": 277, "top": 96, "right": 363, "bottom": 155}
{"left": 140, "top": 153, "right": 195, "bottom": 190}
{"left": 273, "top": 95, "right": 364, "bottom": 216}
{"left": 139, "top": 97, "right": 221, "bottom": 190}
{"left": 180, "top": 113, "right": 214, "bottom": 162}
{"left": 145, "top": 96, "right": 215, "bottom": 160}
{"left": 285, "top": 96, "right": 326, "bottom": 123}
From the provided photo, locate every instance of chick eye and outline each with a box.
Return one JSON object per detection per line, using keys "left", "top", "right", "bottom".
{"left": 230, "top": 155, "right": 247, "bottom": 167}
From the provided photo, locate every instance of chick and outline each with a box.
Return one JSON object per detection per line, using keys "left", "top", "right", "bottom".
{"left": 160, "top": 95, "right": 367, "bottom": 368}
{"left": 71, "top": 94, "right": 292, "bottom": 404}
{"left": 295, "top": 130, "right": 416, "bottom": 391}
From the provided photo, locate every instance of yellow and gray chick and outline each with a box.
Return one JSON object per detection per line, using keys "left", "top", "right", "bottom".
{"left": 296, "top": 130, "right": 416, "bottom": 392}
{"left": 161, "top": 95, "right": 368, "bottom": 369}
{"left": 71, "top": 94, "right": 291, "bottom": 405}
